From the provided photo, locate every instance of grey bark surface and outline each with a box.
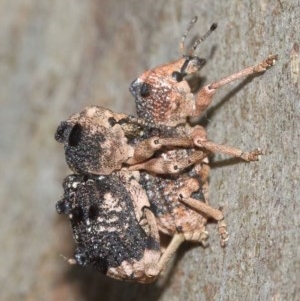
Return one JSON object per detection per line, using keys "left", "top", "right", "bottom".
{"left": 0, "top": 0, "right": 299, "bottom": 300}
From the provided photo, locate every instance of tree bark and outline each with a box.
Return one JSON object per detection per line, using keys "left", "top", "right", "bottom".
{"left": 1, "top": 0, "right": 298, "bottom": 300}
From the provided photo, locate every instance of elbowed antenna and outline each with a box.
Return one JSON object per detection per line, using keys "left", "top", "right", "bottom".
{"left": 180, "top": 16, "right": 218, "bottom": 57}
{"left": 191, "top": 23, "right": 217, "bottom": 55}
{"left": 180, "top": 16, "right": 198, "bottom": 55}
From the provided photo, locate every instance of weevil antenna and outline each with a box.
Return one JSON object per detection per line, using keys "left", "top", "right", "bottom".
{"left": 191, "top": 23, "right": 217, "bottom": 56}
{"left": 180, "top": 16, "right": 198, "bottom": 55}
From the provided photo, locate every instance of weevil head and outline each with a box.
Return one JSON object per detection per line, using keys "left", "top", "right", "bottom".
{"left": 129, "top": 20, "right": 217, "bottom": 126}
{"left": 129, "top": 56, "right": 206, "bottom": 126}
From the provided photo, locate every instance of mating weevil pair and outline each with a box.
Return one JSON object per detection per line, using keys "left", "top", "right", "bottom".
{"left": 55, "top": 16, "right": 277, "bottom": 283}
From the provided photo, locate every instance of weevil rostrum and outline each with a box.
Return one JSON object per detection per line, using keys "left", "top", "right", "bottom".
{"left": 55, "top": 16, "right": 277, "bottom": 283}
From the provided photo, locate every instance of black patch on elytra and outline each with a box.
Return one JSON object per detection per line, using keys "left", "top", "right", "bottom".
{"left": 92, "top": 256, "right": 109, "bottom": 274}
{"left": 146, "top": 236, "right": 160, "bottom": 251}
{"left": 71, "top": 206, "right": 84, "bottom": 225}
{"left": 88, "top": 204, "right": 99, "bottom": 220}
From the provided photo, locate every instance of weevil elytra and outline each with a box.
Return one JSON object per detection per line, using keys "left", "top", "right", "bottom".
{"left": 57, "top": 170, "right": 212, "bottom": 283}
{"left": 57, "top": 172, "right": 161, "bottom": 283}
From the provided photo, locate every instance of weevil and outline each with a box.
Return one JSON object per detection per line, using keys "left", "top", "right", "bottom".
{"left": 129, "top": 16, "right": 277, "bottom": 247}
{"left": 56, "top": 171, "right": 205, "bottom": 283}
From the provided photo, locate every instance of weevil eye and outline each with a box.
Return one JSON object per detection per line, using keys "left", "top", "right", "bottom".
{"left": 172, "top": 71, "right": 183, "bottom": 82}
{"left": 129, "top": 79, "right": 152, "bottom": 98}
{"left": 140, "top": 82, "right": 151, "bottom": 97}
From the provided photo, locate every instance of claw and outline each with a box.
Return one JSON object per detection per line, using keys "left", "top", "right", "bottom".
{"left": 218, "top": 220, "right": 229, "bottom": 247}
{"left": 241, "top": 148, "right": 264, "bottom": 161}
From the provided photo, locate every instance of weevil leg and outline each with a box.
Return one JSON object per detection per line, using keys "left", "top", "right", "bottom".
{"left": 128, "top": 150, "right": 207, "bottom": 174}
{"left": 127, "top": 136, "right": 194, "bottom": 165}
{"left": 177, "top": 177, "right": 229, "bottom": 246}
{"left": 182, "top": 230, "right": 209, "bottom": 246}
{"left": 179, "top": 196, "right": 229, "bottom": 246}
{"left": 192, "top": 136, "right": 263, "bottom": 162}
{"left": 144, "top": 213, "right": 209, "bottom": 277}
{"left": 193, "top": 54, "right": 278, "bottom": 116}
{"left": 156, "top": 233, "right": 186, "bottom": 272}
{"left": 179, "top": 195, "right": 224, "bottom": 221}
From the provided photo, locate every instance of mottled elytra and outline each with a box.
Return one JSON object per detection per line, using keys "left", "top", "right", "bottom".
{"left": 57, "top": 173, "right": 160, "bottom": 282}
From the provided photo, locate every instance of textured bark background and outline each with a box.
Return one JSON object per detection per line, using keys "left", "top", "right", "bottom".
{"left": 1, "top": 0, "right": 299, "bottom": 300}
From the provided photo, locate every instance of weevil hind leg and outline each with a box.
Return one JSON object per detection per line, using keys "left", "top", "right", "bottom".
{"left": 127, "top": 136, "right": 193, "bottom": 166}
{"left": 178, "top": 197, "right": 229, "bottom": 247}
{"left": 156, "top": 233, "right": 186, "bottom": 273}
{"left": 176, "top": 176, "right": 229, "bottom": 246}
{"left": 129, "top": 150, "right": 207, "bottom": 174}
{"left": 179, "top": 195, "right": 224, "bottom": 221}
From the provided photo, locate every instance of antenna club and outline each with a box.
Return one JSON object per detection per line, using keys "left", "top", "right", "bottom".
{"left": 211, "top": 23, "right": 218, "bottom": 31}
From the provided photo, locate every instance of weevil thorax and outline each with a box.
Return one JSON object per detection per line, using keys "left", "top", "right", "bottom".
{"left": 130, "top": 56, "right": 206, "bottom": 127}
{"left": 55, "top": 106, "right": 135, "bottom": 175}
